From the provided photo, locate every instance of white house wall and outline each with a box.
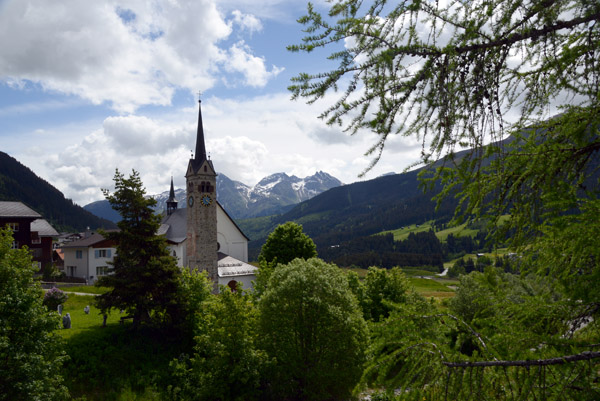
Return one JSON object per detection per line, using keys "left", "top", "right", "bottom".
{"left": 62, "top": 247, "right": 89, "bottom": 280}
{"left": 88, "top": 247, "right": 116, "bottom": 282}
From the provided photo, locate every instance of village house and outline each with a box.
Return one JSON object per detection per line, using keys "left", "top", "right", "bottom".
{"left": 61, "top": 231, "right": 117, "bottom": 283}
{"left": 0, "top": 201, "right": 59, "bottom": 270}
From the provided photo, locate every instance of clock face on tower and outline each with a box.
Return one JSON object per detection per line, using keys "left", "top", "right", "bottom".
{"left": 188, "top": 196, "right": 194, "bottom": 207}
{"left": 201, "top": 194, "right": 212, "bottom": 206}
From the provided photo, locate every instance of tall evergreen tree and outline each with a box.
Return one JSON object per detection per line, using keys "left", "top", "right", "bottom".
{"left": 96, "top": 170, "right": 181, "bottom": 328}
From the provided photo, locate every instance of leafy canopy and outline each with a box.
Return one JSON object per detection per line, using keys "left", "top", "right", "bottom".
{"left": 0, "top": 228, "right": 69, "bottom": 401}
{"left": 259, "top": 258, "right": 368, "bottom": 401}
{"left": 259, "top": 221, "right": 317, "bottom": 266}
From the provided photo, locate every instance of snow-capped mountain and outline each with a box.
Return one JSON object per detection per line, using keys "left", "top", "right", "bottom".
{"left": 217, "top": 171, "right": 342, "bottom": 219}
{"left": 85, "top": 171, "right": 342, "bottom": 222}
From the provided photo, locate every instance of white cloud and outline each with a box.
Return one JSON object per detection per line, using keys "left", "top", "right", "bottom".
{"left": 0, "top": 0, "right": 280, "bottom": 113}
{"left": 225, "top": 41, "right": 284, "bottom": 87}
{"left": 231, "top": 10, "right": 263, "bottom": 34}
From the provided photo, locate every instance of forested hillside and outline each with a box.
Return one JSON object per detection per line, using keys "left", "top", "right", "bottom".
{"left": 241, "top": 167, "right": 460, "bottom": 263}
{"left": 0, "top": 152, "right": 116, "bottom": 231}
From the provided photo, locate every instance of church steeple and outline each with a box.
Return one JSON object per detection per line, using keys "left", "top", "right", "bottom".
{"left": 190, "top": 99, "right": 214, "bottom": 173}
{"left": 195, "top": 99, "right": 207, "bottom": 163}
{"left": 186, "top": 98, "right": 218, "bottom": 293}
{"left": 166, "top": 176, "right": 178, "bottom": 216}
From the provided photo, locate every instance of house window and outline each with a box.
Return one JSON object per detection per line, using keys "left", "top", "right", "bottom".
{"left": 67, "top": 266, "right": 76, "bottom": 276}
{"left": 97, "top": 266, "right": 108, "bottom": 276}
{"left": 11, "top": 241, "right": 18, "bottom": 249}
{"left": 8, "top": 222, "right": 19, "bottom": 232}
{"left": 76, "top": 250, "right": 83, "bottom": 259}
{"left": 94, "top": 249, "right": 112, "bottom": 258}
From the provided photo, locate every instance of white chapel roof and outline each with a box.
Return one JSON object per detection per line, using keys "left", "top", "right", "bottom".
{"left": 218, "top": 252, "right": 257, "bottom": 278}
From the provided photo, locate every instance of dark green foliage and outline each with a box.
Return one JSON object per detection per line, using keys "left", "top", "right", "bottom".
{"left": 0, "top": 228, "right": 69, "bottom": 400}
{"left": 0, "top": 151, "right": 116, "bottom": 231}
{"left": 362, "top": 267, "right": 600, "bottom": 399}
{"left": 169, "top": 287, "right": 267, "bottom": 401}
{"left": 95, "top": 170, "right": 181, "bottom": 328}
{"left": 63, "top": 324, "right": 185, "bottom": 400}
{"left": 321, "top": 230, "right": 445, "bottom": 269}
{"left": 259, "top": 258, "right": 368, "bottom": 401}
{"left": 355, "top": 267, "right": 412, "bottom": 322}
{"left": 259, "top": 221, "right": 317, "bottom": 266}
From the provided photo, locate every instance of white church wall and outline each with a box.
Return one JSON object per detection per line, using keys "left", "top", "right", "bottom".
{"left": 218, "top": 274, "right": 255, "bottom": 292}
{"left": 216, "top": 205, "right": 248, "bottom": 262}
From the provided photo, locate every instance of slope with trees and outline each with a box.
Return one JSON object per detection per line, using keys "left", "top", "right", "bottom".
{"left": 0, "top": 151, "right": 116, "bottom": 231}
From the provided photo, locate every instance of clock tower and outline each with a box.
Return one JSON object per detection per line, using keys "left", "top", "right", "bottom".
{"left": 186, "top": 99, "right": 218, "bottom": 290}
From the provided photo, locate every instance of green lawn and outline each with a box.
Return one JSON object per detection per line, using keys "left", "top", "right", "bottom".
{"left": 55, "top": 294, "right": 121, "bottom": 339}
{"left": 58, "top": 285, "right": 111, "bottom": 295}
{"left": 380, "top": 221, "right": 435, "bottom": 241}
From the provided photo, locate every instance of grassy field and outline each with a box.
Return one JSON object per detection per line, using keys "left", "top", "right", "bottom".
{"left": 58, "top": 285, "right": 111, "bottom": 295}
{"left": 409, "top": 277, "right": 456, "bottom": 299}
{"left": 380, "top": 221, "right": 435, "bottom": 241}
{"left": 55, "top": 294, "right": 121, "bottom": 339}
{"left": 56, "top": 293, "right": 190, "bottom": 400}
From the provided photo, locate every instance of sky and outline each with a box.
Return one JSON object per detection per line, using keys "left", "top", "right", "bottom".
{"left": 0, "top": 0, "right": 423, "bottom": 206}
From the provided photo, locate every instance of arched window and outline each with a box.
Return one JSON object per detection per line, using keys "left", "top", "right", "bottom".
{"left": 227, "top": 280, "right": 238, "bottom": 292}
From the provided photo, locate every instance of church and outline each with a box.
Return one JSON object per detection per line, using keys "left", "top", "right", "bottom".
{"left": 159, "top": 100, "right": 257, "bottom": 292}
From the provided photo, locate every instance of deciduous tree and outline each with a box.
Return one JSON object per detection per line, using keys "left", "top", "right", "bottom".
{"left": 259, "top": 221, "right": 317, "bottom": 266}
{"left": 0, "top": 228, "right": 69, "bottom": 400}
{"left": 259, "top": 258, "right": 368, "bottom": 401}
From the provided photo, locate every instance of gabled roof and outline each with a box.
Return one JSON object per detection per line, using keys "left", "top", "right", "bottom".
{"left": 159, "top": 202, "right": 249, "bottom": 243}
{"left": 160, "top": 208, "right": 187, "bottom": 244}
{"left": 31, "top": 219, "right": 59, "bottom": 237}
{"left": 0, "top": 201, "right": 41, "bottom": 218}
{"left": 217, "top": 252, "right": 257, "bottom": 278}
{"left": 61, "top": 232, "right": 116, "bottom": 248}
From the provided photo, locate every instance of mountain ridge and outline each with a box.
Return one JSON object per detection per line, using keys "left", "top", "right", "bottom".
{"left": 84, "top": 171, "right": 343, "bottom": 222}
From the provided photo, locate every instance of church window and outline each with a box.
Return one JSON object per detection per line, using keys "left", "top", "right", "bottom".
{"left": 188, "top": 182, "right": 194, "bottom": 191}
{"left": 200, "top": 182, "right": 206, "bottom": 192}
{"left": 204, "top": 166, "right": 207, "bottom": 172}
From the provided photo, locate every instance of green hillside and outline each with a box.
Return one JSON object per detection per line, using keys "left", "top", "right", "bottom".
{"left": 0, "top": 152, "right": 116, "bottom": 231}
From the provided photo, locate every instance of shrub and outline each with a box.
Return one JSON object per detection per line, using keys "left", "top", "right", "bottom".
{"left": 43, "top": 287, "right": 68, "bottom": 311}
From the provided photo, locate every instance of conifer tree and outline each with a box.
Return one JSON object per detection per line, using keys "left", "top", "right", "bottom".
{"left": 96, "top": 169, "right": 181, "bottom": 328}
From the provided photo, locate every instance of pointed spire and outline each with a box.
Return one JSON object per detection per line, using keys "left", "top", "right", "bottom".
{"left": 195, "top": 99, "right": 207, "bottom": 162}
{"left": 167, "top": 176, "right": 176, "bottom": 202}
{"left": 166, "top": 176, "right": 178, "bottom": 215}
